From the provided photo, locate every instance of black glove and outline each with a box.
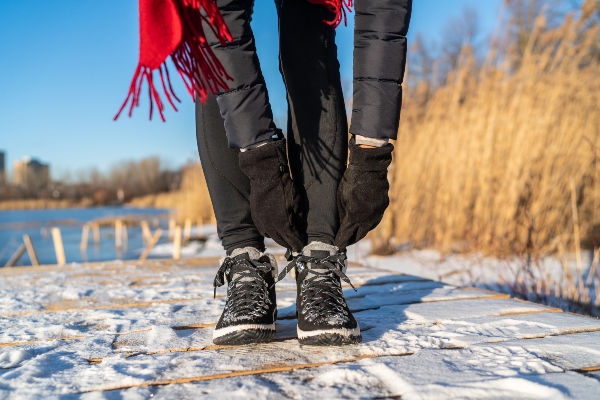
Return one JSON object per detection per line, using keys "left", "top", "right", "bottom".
{"left": 238, "top": 139, "right": 306, "bottom": 252}
{"left": 335, "top": 138, "right": 393, "bottom": 250}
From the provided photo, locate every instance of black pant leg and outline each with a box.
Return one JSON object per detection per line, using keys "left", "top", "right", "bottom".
{"left": 278, "top": 0, "right": 348, "bottom": 246}
{"left": 195, "top": 0, "right": 270, "bottom": 253}
{"left": 350, "top": 0, "right": 412, "bottom": 140}
{"left": 195, "top": 95, "right": 265, "bottom": 254}
{"left": 208, "top": 0, "right": 278, "bottom": 149}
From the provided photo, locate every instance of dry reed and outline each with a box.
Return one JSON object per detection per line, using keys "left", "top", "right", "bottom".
{"left": 129, "top": 164, "right": 215, "bottom": 224}
{"left": 374, "top": 2, "right": 600, "bottom": 259}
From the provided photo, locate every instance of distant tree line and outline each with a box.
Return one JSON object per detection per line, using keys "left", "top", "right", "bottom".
{"left": 0, "top": 156, "right": 183, "bottom": 206}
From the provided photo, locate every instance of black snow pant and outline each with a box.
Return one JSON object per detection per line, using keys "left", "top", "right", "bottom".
{"left": 196, "top": 0, "right": 411, "bottom": 254}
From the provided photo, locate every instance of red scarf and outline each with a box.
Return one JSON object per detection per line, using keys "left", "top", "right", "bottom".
{"left": 116, "top": 0, "right": 352, "bottom": 121}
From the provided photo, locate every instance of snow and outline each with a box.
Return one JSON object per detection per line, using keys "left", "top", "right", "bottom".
{"left": 144, "top": 228, "right": 598, "bottom": 311}
{"left": 2, "top": 244, "right": 600, "bottom": 398}
{"left": 78, "top": 353, "right": 600, "bottom": 400}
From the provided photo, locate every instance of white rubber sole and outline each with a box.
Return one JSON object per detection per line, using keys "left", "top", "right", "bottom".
{"left": 212, "top": 323, "right": 276, "bottom": 340}
{"left": 297, "top": 324, "right": 361, "bottom": 339}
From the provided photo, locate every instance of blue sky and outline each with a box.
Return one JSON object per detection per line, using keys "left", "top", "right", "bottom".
{"left": 0, "top": 0, "right": 501, "bottom": 180}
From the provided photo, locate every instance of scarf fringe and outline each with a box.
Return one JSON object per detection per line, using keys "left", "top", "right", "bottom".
{"left": 307, "top": 0, "right": 353, "bottom": 27}
{"left": 115, "top": 0, "right": 233, "bottom": 121}
{"left": 116, "top": 0, "right": 351, "bottom": 121}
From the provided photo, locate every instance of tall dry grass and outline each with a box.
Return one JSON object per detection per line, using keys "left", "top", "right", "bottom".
{"left": 129, "top": 163, "right": 214, "bottom": 224}
{"left": 373, "top": 1, "right": 600, "bottom": 259}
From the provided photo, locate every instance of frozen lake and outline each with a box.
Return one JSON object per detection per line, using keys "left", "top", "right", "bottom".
{"left": 0, "top": 206, "right": 173, "bottom": 266}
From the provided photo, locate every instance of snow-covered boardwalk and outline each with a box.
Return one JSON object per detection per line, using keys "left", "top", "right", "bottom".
{"left": 2, "top": 257, "right": 600, "bottom": 399}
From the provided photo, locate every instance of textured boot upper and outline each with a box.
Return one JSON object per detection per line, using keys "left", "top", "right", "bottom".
{"left": 293, "top": 244, "right": 358, "bottom": 332}
{"left": 213, "top": 249, "right": 277, "bottom": 329}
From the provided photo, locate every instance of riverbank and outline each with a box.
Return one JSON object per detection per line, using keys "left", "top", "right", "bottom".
{"left": 0, "top": 198, "right": 93, "bottom": 210}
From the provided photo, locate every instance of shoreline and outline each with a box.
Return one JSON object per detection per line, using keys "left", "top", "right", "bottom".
{"left": 0, "top": 199, "right": 162, "bottom": 211}
{"left": 0, "top": 199, "right": 90, "bottom": 211}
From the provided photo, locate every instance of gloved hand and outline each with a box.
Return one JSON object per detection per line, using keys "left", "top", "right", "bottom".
{"left": 238, "top": 139, "right": 306, "bottom": 252}
{"left": 335, "top": 138, "right": 393, "bottom": 250}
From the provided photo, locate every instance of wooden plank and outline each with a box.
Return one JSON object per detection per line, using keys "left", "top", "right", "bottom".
{"left": 0, "top": 297, "right": 205, "bottom": 317}
{"left": 0, "top": 256, "right": 383, "bottom": 277}
{"left": 22, "top": 234, "right": 39, "bottom": 266}
{"left": 173, "top": 226, "right": 182, "bottom": 260}
{"left": 1, "top": 270, "right": 422, "bottom": 309}
{"left": 84, "top": 352, "right": 407, "bottom": 394}
{"left": 0, "top": 280, "right": 503, "bottom": 344}
{"left": 92, "top": 222, "right": 100, "bottom": 245}
{"left": 481, "top": 331, "right": 600, "bottom": 372}
{"left": 88, "top": 331, "right": 600, "bottom": 395}
{"left": 138, "top": 348, "right": 594, "bottom": 400}
{"left": 91, "top": 298, "right": 560, "bottom": 360}
{"left": 139, "top": 229, "right": 162, "bottom": 261}
{"left": 71, "top": 307, "right": 600, "bottom": 361}
{"left": 101, "top": 369, "right": 600, "bottom": 400}
{"left": 8, "top": 323, "right": 600, "bottom": 397}
{"left": 3, "top": 256, "right": 600, "bottom": 398}
{"left": 3, "top": 244, "right": 26, "bottom": 268}
{"left": 51, "top": 228, "right": 66, "bottom": 265}
{"left": 59, "top": 317, "right": 595, "bottom": 394}
{"left": 276, "top": 285, "right": 508, "bottom": 319}
{"left": 0, "top": 294, "right": 556, "bottom": 353}
{"left": 140, "top": 220, "right": 152, "bottom": 244}
{"left": 579, "top": 366, "right": 600, "bottom": 372}
{"left": 79, "top": 224, "right": 90, "bottom": 251}
{"left": 395, "top": 312, "right": 600, "bottom": 348}
{"left": 0, "top": 287, "right": 484, "bottom": 347}
{"left": 0, "top": 256, "right": 222, "bottom": 278}
{"left": 122, "top": 224, "right": 128, "bottom": 248}
{"left": 1, "top": 274, "right": 424, "bottom": 303}
{"left": 115, "top": 219, "right": 123, "bottom": 249}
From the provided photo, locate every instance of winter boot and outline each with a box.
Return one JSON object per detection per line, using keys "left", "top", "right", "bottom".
{"left": 277, "top": 242, "right": 361, "bottom": 345}
{"left": 212, "top": 247, "right": 278, "bottom": 345}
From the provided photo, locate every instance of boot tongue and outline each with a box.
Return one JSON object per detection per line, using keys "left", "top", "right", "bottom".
{"left": 302, "top": 241, "right": 338, "bottom": 258}
{"left": 230, "top": 247, "right": 262, "bottom": 260}
{"left": 304, "top": 250, "right": 337, "bottom": 284}
{"left": 298, "top": 242, "right": 339, "bottom": 281}
{"left": 309, "top": 250, "right": 331, "bottom": 259}
{"left": 229, "top": 248, "right": 264, "bottom": 283}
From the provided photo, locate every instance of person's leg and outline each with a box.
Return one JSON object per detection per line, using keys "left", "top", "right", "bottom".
{"left": 349, "top": 0, "right": 412, "bottom": 142}
{"left": 278, "top": 0, "right": 348, "bottom": 246}
{"left": 198, "top": 0, "right": 280, "bottom": 345}
{"left": 335, "top": 0, "right": 412, "bottom": 250}
{"left": 203, "top": 0, "right": 305, "bottom": 253}
{"left": 275, "top": 0, "right": 359, "bottom": 346}
{"left": 195, "top": 94, "right": 264, "bottom": 255}
{"left": 208, "top": 0, "right": 278, "bottom": 149}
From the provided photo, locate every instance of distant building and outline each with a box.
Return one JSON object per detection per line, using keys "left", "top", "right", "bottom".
{"left": 13, "top": 157, "right": 50, "bottom": 192}
{"left": 0, "top": 151, "right": 5, "bottom": 186}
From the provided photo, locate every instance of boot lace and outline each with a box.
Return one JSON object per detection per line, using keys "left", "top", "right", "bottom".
{"left": 276, "top": 254, "right": 356, "bottom": 323}
{"left": 213, "top": 257, "right": 273, "bottom": 321}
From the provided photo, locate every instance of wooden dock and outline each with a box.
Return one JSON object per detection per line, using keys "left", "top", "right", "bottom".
{"left": 1, "top": 257, "right": 600, "bottom": 398}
